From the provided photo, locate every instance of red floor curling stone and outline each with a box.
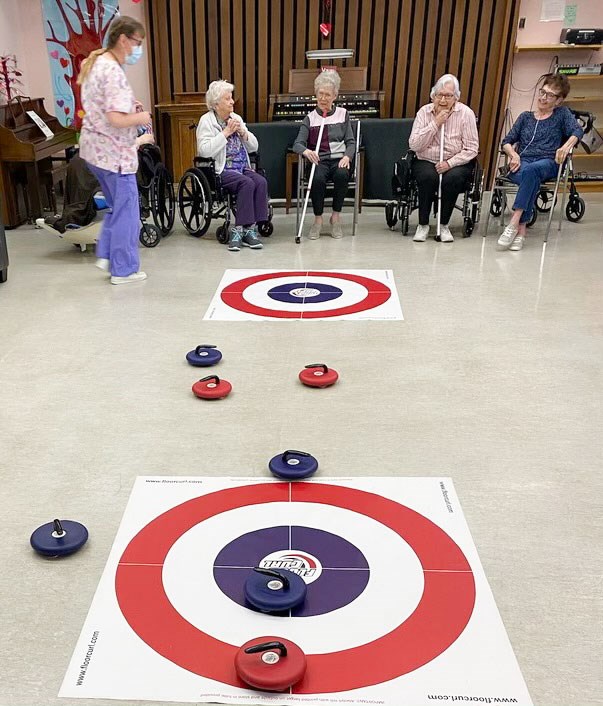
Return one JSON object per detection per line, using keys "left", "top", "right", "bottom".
{"left": 269, "top": 449, "right": 318, "bottom": 480}
{"left": 186, "top": 344, "right": 222, "bottom": 367}
{"left": 299, "top": 363, "right": 339, "bottom": 388}
{"left": 245, "top": 567, "right": 307, "bottom": 613}
{"left": 192, "top": 374, "right": 232, "bottom": 399}
{"left": 30, "top": 518, "right": 88, "bottom": 557}
{"left": 235, "top": 637, "right": 307, "bottom": 692}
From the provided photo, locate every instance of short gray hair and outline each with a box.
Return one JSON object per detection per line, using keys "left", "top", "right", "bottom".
{"left": 314, "top": 70, "right": 340, "bottom": 97}
{"left": 206, "top": 80, "right": 234, "bottom": 109}
{"left": 430, "top": 74, "right": 460, "bottom": 100}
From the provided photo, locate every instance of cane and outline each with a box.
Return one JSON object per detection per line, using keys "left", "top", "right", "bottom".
{"left": 436, "top": 123, "right": 445, "bottom": 240}
{"left": 296, "top": 111, "right": 327, "bottom": 244}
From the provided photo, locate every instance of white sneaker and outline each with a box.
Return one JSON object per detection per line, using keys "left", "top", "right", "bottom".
{"left": 331, "top": 222, "right": 344, "bottom": 239}
{"left": 509, "top": 235, "right": 525, "bottom": 251}
{"left": 95, "top": 258, "right": 110, "bottom": 272}
{"left": 307, "top": 223, "right": 321, "bottom": 240}
{"left": 439, "top": 225, "right": 454, "bottom": 242}
{"left": 110, "top": 271, "right": 147, "bottom": 285}
{"left": 413, "top": 224, "right": 429, "bottom": 242}
{"left": 498, "top": 224, "right": 518, "bottom": 249}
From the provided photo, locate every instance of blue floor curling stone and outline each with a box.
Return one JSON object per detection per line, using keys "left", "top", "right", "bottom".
{"left": 268, "top": 449, "right": 318, "bottom": 480}
{"left": 245, "top": 567, "right": 307, "bottom": 613}
{"left": 186, "top": 344, "right": 222, "bottom": 367}
{"left": 30, "top": 519, "right": 89, "bottom": 557}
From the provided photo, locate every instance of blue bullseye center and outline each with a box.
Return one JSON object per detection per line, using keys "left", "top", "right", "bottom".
{"left": 267, "top": 282, "right": 343, "bottom": 304}
{"left": 213, "top": 525, "right": 369, "bottom": 616}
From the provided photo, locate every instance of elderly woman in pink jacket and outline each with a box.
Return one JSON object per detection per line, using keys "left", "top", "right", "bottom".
{"left": 408, "top": 74, "right": 479, "bottom": 243}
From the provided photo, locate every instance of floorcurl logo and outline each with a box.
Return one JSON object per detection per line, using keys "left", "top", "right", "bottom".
{"left": 259, "top": 550, "right": 323, "bottom": 584}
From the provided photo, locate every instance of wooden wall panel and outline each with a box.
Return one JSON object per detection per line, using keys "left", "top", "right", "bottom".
{"left": 145, "top": 0, "right": 519, "bottom": 182}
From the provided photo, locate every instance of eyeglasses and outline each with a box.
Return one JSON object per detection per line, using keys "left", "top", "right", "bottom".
{"left": 435, "top": 93, "right": 455, "bottom": 100}
{"left": 128, "top": 36, "right": 143, "bottom": 47}
{"left": 539, "top": 88, "right": 560, "bottom": 101}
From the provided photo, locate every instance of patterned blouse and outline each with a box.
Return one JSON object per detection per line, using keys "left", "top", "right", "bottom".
{"left": 216, "top": 115, "right": 248, "bottom": 173}
{"left": 502, "top": 107, "right": 583, "bottom": 162}
{"left": 79, "top": 53, "right": 138, "bottom": 174}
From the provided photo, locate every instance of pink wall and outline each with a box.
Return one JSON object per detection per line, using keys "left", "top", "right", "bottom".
{"left": 0, "top": 1, "right": 41, "bottom": 98}
{"left": 509, "top": 0, "right": 603, "bottom": 121}
{"left": 0, "top": 0, "right": 151, "bottom": 121}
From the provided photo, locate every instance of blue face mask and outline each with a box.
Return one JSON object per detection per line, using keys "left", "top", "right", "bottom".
{"left": 125, "top": 45, "right": 143, "bottom": 65}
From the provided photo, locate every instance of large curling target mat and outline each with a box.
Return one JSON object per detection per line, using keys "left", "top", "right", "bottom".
{"left": 59, "top": 477, "right": 533, "bottom": 706}
{"left": 204, "top": 269, "right": 404, "bottom": 320}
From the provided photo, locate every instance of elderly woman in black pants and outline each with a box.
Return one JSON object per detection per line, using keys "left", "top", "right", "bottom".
{"left": 408, "top": 74, "right": 479, "bottom": 243}
{"left": 292, "top": 70, "right": 356, "bottom": 240}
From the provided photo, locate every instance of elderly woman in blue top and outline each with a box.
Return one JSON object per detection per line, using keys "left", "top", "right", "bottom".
{"left": 498, "top": 73, "right": 583, "bottom": 251}
{"left": 196, "top": 80, "right": 267, "bottom": 251}
{"left": 292, "top": 70, "right": 356, "bottom": 240}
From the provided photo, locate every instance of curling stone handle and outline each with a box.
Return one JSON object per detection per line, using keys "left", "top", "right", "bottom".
{"left": 282, "top": 450, "right": 311, "bottom": 462}
{"left": 305, "top": 363, "right": 328, "bottom": 374}
{"left": 244, "top": 641, "right": 288, "bottom": 657}
{"left": 199, "top": 375, "right": 220, "bottom": 384}
{"left": 195, "top": 345, "right": 217, "bottom": 352}
{"left": 253, "top": 567, "right": 290, "bottom": 589}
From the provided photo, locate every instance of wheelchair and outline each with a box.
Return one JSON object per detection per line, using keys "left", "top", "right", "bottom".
{"left": 136, "top": 143, "right": 176, "bottom": 247}
{"left": 385, "top": 151, "right": 484, "bottom": 238}
{"left": 177, "top": 154, "right": 273, "bottom": 243}
{"left": 35, "top": 146, "right": 175, "bottom": 250}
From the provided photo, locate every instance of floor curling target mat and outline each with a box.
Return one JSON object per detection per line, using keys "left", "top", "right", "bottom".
{"left": 203, "top": 269, "right": 404, "bottom": 320}
{"left": 60, "top": 477, "right": 532, "bottom": 705}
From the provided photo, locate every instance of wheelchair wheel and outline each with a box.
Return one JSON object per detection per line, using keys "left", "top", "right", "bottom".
{"left": 150, "top": 164, "right": 175, "bottom": 235}
{"left": 535, "top": 190, "right": 557, "bottom": 213}
{"left": 216, "top": 224, "right": 229, "bottom": 244}
{"left": 385, "top": 201, "right": 398, "bottom": 229}
{"left": 258, "top": 203, "right": 273, "bottom": 236}
{"left": 489, "top": 190, "right": 505, "bottom": 217}
{"left": 258, "top": 221, "right": 273, "bottom": 236}
{"left": 471, "top": 166, "right": 484, "bottom": 226}
{"left": 566, "top": 196, "right": 585, "bottom": 222}
{"left": 139, "top": 222, "right": 161, "bottom": 248}
{"left": 526, "top": 209, "right": 538, "bottom": 228}
{"left": 177, "top": 168, "right": 212, "bottom": 237}
{"left": 463, "top": 218, "right": 474, "bottom": 237}
{"left": 400, "top": 203, "right": 410, "bottom": 235}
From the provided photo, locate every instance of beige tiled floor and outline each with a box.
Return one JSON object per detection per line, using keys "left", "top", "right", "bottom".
{"left": 1, "top": 198, "right": 602, "bottom": 706}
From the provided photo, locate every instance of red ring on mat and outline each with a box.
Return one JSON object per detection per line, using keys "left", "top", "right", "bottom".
{"left": 221, "top": 271, "right": 391, "bottom": 318}
{"left": 115, "top": 482, "right": 475, "bottom": 693}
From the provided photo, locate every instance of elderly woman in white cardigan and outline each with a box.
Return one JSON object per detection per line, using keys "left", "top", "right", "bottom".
{"left": 196, "top": 80, "right": 267, "bottom": 251}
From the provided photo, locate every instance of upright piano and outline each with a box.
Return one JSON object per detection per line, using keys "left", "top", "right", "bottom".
{"left": 0, "top": 97, "right": 77, "bottom": 227}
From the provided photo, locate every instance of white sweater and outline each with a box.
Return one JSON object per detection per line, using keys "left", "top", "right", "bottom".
{"left": 196, "top": 110, "right": 259, "bottom": 174}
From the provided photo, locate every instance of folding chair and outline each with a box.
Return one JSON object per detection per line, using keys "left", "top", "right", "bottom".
{"left": 295, "top": 120, "right": 361, "bottom": 243}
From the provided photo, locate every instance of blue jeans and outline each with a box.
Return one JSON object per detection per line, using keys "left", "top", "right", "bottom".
{"left": 86, "top": 164, "right": 140, "bottom": 277}
{"left": 506, "top": 158, "right": 558, "bottom": 224}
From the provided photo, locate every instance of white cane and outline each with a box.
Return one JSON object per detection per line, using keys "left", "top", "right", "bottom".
{"left": 296, "top": 112, "right": 326, "bottom": 243}
{"left": 436, "top": 123, "right": 445, "bottom": 239}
